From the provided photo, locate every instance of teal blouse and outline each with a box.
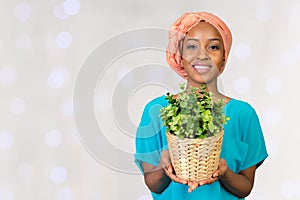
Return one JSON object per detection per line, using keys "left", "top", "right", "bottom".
{"left": 134, "top": 96, "right": 268, "bottom": 200}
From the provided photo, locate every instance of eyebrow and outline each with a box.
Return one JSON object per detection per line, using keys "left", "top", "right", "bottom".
{"left": 186, "top": 38, "right": 221, "bottom": 42}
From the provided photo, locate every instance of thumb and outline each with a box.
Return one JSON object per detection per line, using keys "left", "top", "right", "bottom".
{"left": 166, "top": 164, "right": 173, "bottom": 173}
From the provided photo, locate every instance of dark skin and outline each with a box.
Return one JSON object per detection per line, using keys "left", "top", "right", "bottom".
{"left": 144, "top": 151, "right": 256, "bottom": 197}
{"left": 144, "top": 22, "right": 256, "bottom": 198}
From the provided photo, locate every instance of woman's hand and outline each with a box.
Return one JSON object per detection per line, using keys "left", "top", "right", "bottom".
{"left": 161, "top": 150, "right": 188, "bottom": 185}
{"left": 187, "top": 158, "right": 228, "bottom": 193}
{"left": 163, "top": 164, "right": 188, "bottom": 185}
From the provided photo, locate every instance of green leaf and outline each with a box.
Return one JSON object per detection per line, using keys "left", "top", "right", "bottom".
{"left": 160, "top": 82, "right": 230, "bottom": 139}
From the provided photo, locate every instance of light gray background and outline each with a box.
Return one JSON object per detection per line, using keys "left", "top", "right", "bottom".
{"left": 0, "top": 0, "right": 299, "bottom": 199}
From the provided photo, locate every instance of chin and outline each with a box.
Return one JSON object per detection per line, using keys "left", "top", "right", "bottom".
{"left": 187, "top": 79, "right": 208, "bottom": 86}
{"left": 191, "top": 75, "right": 210, "bottom": 84}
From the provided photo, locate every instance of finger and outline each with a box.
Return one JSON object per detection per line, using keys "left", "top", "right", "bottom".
{"left": 209, "top": 177, "right": 218, "bottom": 183}
{"left": 199, "top": 177, "right": 218, "bottom": 185}
{"left": 166, "top": 165, "right": 173, "bottom": 173}
{"left": 199, "top": 179, "right": 206, "bottom": 186}
{"left": 164, "top": 169, "right": 177, "bottom": 182}
{"left": 162, "top": 164, "right": 173, "bottom": 175}
{"left": 174, "top": 176, "right": 188, "bottom": 184}
{"left": 163, "top": 166, "right": 173, "bottom": 177}
{"left": 213, "top": 171, "right": 224, "bottom": 178}
{"left": 188, "top": 182, "right": 199, "bottom": 193}
{"left": 163, "top": 166, "right": 187, "bottom": 184}
{"left": 212, "top": 170, "right": 220, "bottom": 178}
{"left": 170, "top": 172, "right": 187, "bottom": 184}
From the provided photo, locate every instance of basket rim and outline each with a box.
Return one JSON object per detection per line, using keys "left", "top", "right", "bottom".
{"left": 166, "top": 129, "right": 224, "bottom": 141}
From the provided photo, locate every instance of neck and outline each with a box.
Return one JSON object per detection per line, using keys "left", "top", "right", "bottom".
{"left": 185, "top": 79, "right": 229, "bottom": 102}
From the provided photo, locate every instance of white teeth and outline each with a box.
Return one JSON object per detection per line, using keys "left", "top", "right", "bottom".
{"left": 194, "top": 65, "right": 210, "bottom": 69}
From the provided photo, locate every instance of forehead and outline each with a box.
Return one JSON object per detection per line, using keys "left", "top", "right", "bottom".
{"left": 186, "top": 22, "right": 222, "bottom": 39}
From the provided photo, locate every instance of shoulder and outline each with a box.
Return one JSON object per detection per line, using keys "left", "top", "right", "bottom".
{"left": 140, "top": 95, "right": 168, "bottom": 120}
{"left": 226, "top": 98, "right": 256, "bottom": 114}
{"left": 225, "top": 98, "right": 260, "bottom": 123}
{"left": 138, "top": 95, "right": 168, "bottom": 128}
{"left": 144, "top": 95, "right": 168, "bottom": 111}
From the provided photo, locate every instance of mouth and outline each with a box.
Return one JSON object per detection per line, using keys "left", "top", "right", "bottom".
{"left": 192, "top": 64, "right": 211, "bottom": 73}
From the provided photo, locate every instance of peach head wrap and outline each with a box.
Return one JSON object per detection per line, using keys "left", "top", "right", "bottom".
{"left": 166, "top": 12, "right": 233, "bottom": 78}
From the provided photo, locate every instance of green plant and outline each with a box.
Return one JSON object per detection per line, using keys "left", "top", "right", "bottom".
{"left": 160, "top": 83, "right": 229, "bottom": 139}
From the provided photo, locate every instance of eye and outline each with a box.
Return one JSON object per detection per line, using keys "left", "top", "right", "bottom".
{"left": 186, "top": 44, "right": 198, "bottom": 50}
{"left": 209, "top": 45, "right": 220, "bottom": 50}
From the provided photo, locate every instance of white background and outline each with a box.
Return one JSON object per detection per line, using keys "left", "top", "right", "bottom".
{"left": 0, "top": 0, "right": 299, "bottom": 199}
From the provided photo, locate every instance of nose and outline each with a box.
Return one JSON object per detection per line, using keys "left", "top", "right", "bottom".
{"left": 196, "top": 47, "right": 209, "bottom": 60}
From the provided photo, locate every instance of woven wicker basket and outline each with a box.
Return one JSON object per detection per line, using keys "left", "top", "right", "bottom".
{"left": 166, "top": 130, "right": 224, "bottom": 181}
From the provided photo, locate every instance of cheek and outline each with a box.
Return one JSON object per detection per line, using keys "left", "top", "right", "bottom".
{"left": 215, "top": 58, "right": 223, "bottom": 66}
{"left": 212, "top": 54, "right": 224, "bottom": 67}
{"left": 182, "top": 50, "right": 197, "bottom": 61}
{"left": 181, "top": 59, "right": 195, "bottom": 72}
{"left": 181, "top": 59, "right": 189, "bottom": 68}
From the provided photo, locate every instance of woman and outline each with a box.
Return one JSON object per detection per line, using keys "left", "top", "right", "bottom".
{"left": 134, "top": 12, "right": 268, "bottom": 200}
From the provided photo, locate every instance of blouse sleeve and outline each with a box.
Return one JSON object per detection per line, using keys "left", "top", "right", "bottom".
{"left": 240, "top": 108, "right": 268, "bottom": 171}
{"left": 134, "top": 98, "right": 168, "bottom": 174}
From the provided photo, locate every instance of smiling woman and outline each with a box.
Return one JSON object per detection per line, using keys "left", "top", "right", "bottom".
{"left": 134, "top": 12, "right": 268, "bottom": 200}
{"left": 181, "top": 22, "right": 225, "bottom": 87}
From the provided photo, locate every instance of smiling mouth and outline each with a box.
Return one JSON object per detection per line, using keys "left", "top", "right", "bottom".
{"left": 192, "top": 65, "right": 212, "bottom": 73}
{"left": 192, "top": 65, "right": 211, "bottom": 69}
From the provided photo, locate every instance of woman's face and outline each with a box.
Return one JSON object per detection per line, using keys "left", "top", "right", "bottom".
{"left": 181, "top": 22, "right": 225, "bottom": 87}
